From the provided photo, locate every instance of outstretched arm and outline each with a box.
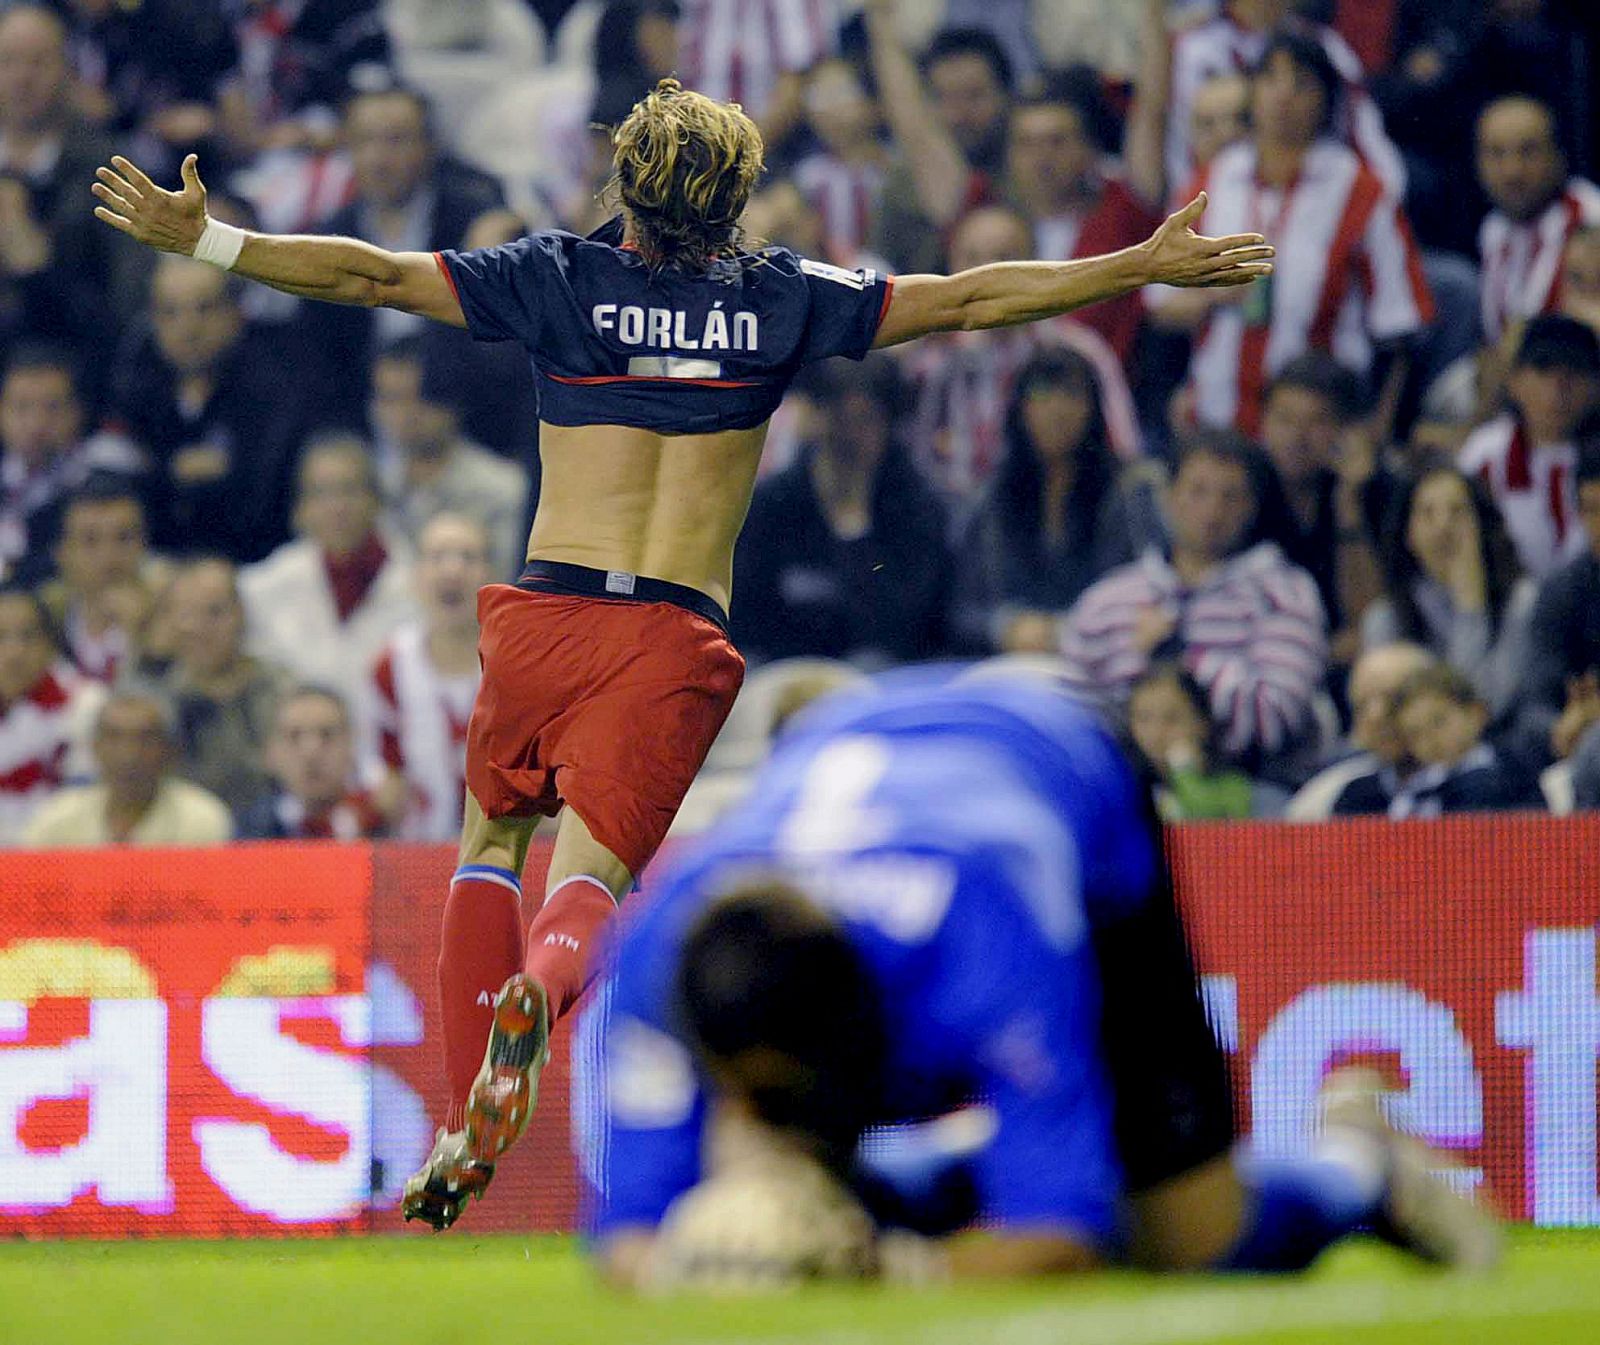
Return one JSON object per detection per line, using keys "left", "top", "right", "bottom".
{"left": 873, "top": 194, "right": 1272, "bottom": 348}
{"left": 92, "top": 153, "right": 466, "bottom": 326}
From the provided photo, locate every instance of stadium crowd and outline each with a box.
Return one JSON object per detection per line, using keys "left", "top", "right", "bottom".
{"left": 1, "top": 0, "right": 1598, "bottom": 848}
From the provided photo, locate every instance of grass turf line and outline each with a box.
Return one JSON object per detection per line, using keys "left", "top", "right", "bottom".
{"left": 0, "top": 1228, "right": 1596, "bottom": 1345}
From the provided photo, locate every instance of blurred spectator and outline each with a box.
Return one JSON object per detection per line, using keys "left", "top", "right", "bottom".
{"left": 215, "top": 0, "right": 391, "bottom": 161}
{"left": 897, "top": 205, "right": 1142, "bottom": 526}
{"left": 0, "top": 3, "right": 143, "bottom": 359}
{"left": 237, "top": 684, "right": 386, "bottom": 840}
{"left": 151, "top": 556, "right": 290, "bottom": 819}
{"left": 297, "top": 85, "right": 507, "bottom": 423}
{"left": 1389, "top": 663, "right": 1545, "bottom": 816}
{"left": 0, "top": 343, "right": 144, "bottom": 586}
{"left": 1363, "top": 464, "right": 1535, "bottom": 722}
{"left": 240, "top": 435, "right": 415, "bottom": 707}
{"left": 1006, "top": 72, "right": 1161, "bottom": 361}
{"left": 591, "top": 1, "right": 680, "bottom": 124}
{"left": 951, "top": 347, "right": 1163, "bottom": 655}
{"left": 1475, "top": 95, "right": 1600, "bottom": 346}
{"left": 1286, "top": 640, "right": 1436, "bottom": 819}
{"left": 1254, "top": 354, "right": 1381, "bottom": 660}
{"left": 1060, "top": 432, "right": 1328, "bottom": 763}
{"left": 364, "top": 513, "right": 489, "bottom": 842}
{"left": 792, "top": 58, "right": 888, "bottom": 263}
{"left": 368, "top": 337, "right": 529, "bottom": 580}
{"left": 866, "top": 8, "right": 1013, "bottom": 272}
{"left": 37, "top": 478, "right": 157, "bottom": 682}
{"left": 1513, "top": 439, "right": 1600, "bottom": 765}
{"left": 0, "top": 585, "right": 100, "bottom": 843}
{"left": 22, "top": 686, "right": 232, "bottom": 845}
{"left": 109, "top": 256, "right": 306, "bottom": 562}
{"left": 676, "top": 0, "right": 836, "bottom": 150}
{"left": 1459, "top": 315, "right": 1598, "bottom": 577}
{"left": 54, "top": 0, "right": 236, "bottom": 148}
{"left": 1150, "top": 31, "right": 1432, "bottom": 438}
{"left": 733, "top": 355, "right": 950, "bottom": 668}
{"left": 1162, "top": 0, "right": 1403, "bottom": 198}
{"left": 1561, "top": 225, "right": 1600, "bottom": 337}
{"left": 1128, "top": 662, "right": 1287, "bottom": 820}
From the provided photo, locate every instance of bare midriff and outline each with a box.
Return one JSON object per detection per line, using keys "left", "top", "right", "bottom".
{"left": 523, "top": 419, "right": 771, "bottom": 615}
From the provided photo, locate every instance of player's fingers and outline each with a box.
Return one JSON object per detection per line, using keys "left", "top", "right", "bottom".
{"left": 1205, "top": 232, "right": 1269, "bottom": 252}
{"left": 96, "top": 165, "right": 142, "bottom": 202}
{"left": 93, "top": 205, "right": 135, "bottom": 234}
{"left": 1215, "top": 245, "right": 1275, "bottom": 264}
{"left": 91, "top": 181, "right": 136, "bottom": 214}
{"left": 111, "top": 154, "right": 159, "bottom": 195}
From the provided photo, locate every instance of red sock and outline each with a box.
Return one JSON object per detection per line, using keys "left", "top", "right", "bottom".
{"left": 438, "top": 867, "right": 525, "bottom": 1129}
{"left": 523, "top": 875, "right": 619, "bottom": 1023}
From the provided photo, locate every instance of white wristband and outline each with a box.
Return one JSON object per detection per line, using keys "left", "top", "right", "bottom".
{"left": 192, "top": 217, "right": 246, "bottom": 270}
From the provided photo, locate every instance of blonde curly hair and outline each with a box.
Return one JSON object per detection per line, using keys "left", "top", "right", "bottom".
{"left": 609, "top": 78, "right": 765, "bottom": 269}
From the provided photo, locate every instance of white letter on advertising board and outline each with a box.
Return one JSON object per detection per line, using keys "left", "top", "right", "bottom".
{"left": 0, "top": 1000, "right": 170, "bottom": 1210}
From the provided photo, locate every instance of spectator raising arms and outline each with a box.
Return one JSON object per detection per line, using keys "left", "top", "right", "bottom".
{"left": 1150, "top": 31, "right": 1432, "bottom": 438}
{"left": 1364, "top": 464, "right": 1535, "bottom": 723}
{"left": 1060, "top": 433, "right": 1327, "bottom": 765}
{"left": 951, "top": 347, "right": 1162, "bottom": 655}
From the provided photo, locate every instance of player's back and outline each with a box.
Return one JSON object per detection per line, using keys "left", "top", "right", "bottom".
{"left": 436, "top": 221, "right": 894, "bottom": 611}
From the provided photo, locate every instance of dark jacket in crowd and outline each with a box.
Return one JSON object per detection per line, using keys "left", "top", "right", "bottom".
{"left": 295, "top": 161, "right": 507, "bottom": 426}
{"left": 109, "top": 324, "right": 311, "bottom": 562}
{"left": 733, "top": 445, "right": 952, "bottom": 666}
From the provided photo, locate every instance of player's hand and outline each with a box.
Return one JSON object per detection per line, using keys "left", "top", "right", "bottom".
{"left": 92, "top": 153, "right": 208, "bottom": 256}
{"left": 1140, "top": 194, "right": 1274, "bottom": 289}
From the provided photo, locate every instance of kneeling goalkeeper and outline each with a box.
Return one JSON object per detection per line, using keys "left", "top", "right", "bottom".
{"left": 584, "top": 672, "right": 1499, "bottom": 1285}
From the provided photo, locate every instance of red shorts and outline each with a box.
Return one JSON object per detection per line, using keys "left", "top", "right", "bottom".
{"left": 465, "top": 582, "right": 745, "bottom": 876}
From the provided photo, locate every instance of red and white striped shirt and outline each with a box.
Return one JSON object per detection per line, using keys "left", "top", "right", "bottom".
{"left": 677, "top": 0, "right": 838, "bottom": 124}
{"left": 1458, "top": 414, "right": 1590, "bottom": 579}
{"left": 794, "top": 152, "right": 885, "bottom": 260}
{"left": 1060, "top": 544, "right": 1328, "bottom": 757}
{"left": 1478, "top": 178, "right": 1600, "bottom": 343}
{"left": 366, "top": 623, "right": 478, "bottom": 842}
{"left": 897, "top": 319, "right": 1143, "bottom": 523}
{"left": 1170, "top": 139, "right": 1432, "bottom": 435}
{"left": 1165, "top": 14, "right": 1403, "bottom": 197}
{"left": 0, "top": 666, "right": 101, "bottom": 845}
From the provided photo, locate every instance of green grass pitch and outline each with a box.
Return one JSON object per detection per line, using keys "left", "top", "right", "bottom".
{"left": 2, "top": 1228, "right": 1596, "bottom": 1345}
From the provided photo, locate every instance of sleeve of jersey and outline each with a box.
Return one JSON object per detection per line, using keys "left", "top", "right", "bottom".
{"left": 796, "top": 257, "right": 896, "bottom": 363}
{"left": 928, "top": 858, "right": 1122, "bottom": 1245}
{"left": 586, "top": 902, "right": 707, "bottom": 1238}
{"left": 434, "top": 235, "right": 549, "bottom": 345}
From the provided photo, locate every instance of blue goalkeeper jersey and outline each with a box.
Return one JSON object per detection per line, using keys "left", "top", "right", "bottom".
{"left": 435, "top": 218, "right": 894, "bottom": 434}
{"left": 578, "top": 674, "right": 1163, "bottom": 1247}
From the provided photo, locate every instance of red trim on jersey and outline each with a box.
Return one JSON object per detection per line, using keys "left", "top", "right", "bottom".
{"left": 433, "top": 252, "right": 462, "bottom": 305}
{"left": 1308, "top": 167, "right": 1383, "bottom": 350}
{"left": 545, "top": 372, "right": 763, "bottom": 389}
{"left": 876, "top": 274, "right": 897, "bottom": 331}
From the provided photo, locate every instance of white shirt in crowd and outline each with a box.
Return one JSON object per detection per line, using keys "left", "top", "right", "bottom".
{"left": 1458, "top": 414, "right": 1590, "bottom": 578}
{"left": 0, "top": 666, "right": 103, "bottom": 845}
{"left": 1478, "top": 178, "right": 1600, "bottom": 342}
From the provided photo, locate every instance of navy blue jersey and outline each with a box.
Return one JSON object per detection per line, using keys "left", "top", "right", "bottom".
{"left": 576, "top": 674, "right": 1163, "bottom": 1248}
{"left": 436, "top": 218, "right": 895, "bottom": 434}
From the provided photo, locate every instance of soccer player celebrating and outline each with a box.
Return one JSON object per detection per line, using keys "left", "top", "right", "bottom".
{"left": 587, "top": 672, "right": 1501, "bottom": 1286}
{"left": 91, "top": 79, "right": 1272, "bottom": 1229}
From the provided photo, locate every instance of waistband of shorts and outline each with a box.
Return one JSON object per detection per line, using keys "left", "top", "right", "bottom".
{"left": 514, "top": 560, "right": 729, "bottom": 633}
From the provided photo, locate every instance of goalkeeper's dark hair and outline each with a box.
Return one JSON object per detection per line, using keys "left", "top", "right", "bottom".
{"left": 676, "top": 878, "right": 888, "bottom": 1168}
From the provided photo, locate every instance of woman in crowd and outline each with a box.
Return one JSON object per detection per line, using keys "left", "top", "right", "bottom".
{"left": 1363, "top": 462, "right": 1535, "bottom": 722}
{"left": 951, "top": 347, "right": 1163, "bottom": 654}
